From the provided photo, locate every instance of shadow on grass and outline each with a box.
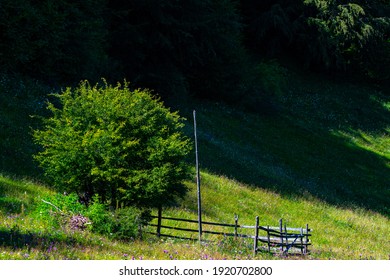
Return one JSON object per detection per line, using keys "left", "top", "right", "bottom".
{"left": 0, "top": 197, "right": 23, "bottom": 215}
{"left": 188, "top": 101, "right": 390, "bottom": 217}
{"left": 0, "top": 226, "right": 79, "bottom": 250}
{"left": 281, "top": 73, "right": 390, "bottom": 135}
{"left": 0, "top": 181, "right": 24, "bottom": 215}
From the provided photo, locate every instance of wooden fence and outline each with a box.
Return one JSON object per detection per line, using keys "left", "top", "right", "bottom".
{"left": 146, "top": 210, "right": 312, "bottom": 255}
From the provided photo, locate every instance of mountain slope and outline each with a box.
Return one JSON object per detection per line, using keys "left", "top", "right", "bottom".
{"left": 0, "top": 68, "right": 389, "bottom": 259}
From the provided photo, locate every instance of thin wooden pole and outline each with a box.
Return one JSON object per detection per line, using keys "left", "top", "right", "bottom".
{"left": 267, "top": 226, "right": 271, "bottom": 253}
{"left": 234, "top": 214, "right": 239, "bottom": 240}
{"left": 279, "top": 219, "right": 283, "bottom": 252}
{"left": 305, "top": 224, "right": 309, "bottom": 254}
{"left": 284, "top": 224, "right": 288, "bottom": 253}
{"left": 193, "top": 110, "right": 202, "bottom": 242}
{"left": 253, "top": 216, "right": 259, "bottom": 256}
{"left": 300, "top": 228, "right": 304, "bottom": 255}
{"left": 157, "top": 206, "right": 162, "bottom": 238}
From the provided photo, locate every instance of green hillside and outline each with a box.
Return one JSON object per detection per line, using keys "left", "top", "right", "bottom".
{"left": 0, "top": 68, "right": 389, "bottom": 260}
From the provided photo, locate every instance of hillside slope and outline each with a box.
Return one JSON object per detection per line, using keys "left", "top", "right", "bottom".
{"left": 177, "top": 69, "right": 389, "bottom": 217}
{"left": 0, "top": 69, "right": 389, "bottom": 259}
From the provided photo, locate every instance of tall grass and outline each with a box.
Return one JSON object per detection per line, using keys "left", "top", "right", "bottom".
{"left": 159, "top": 171, "right": 390, "bottom": 260}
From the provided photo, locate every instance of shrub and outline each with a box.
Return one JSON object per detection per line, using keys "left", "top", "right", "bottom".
{"left": 110, "top": 207, "right": 151, "bottom": 241}
{"left": 83, "top": 195, "right": 151, "bottom": 240}
{"left": 255, "top": 60, "right": 287, "bottom": 97}
{"left": 33, "top": 80, "right": 191, "bottom": 208}
{"left": 83, "top": 195, "right": 113, "bottom": 235}
{"left": 33, "top": 192, "right": 150, "bottom": 240}
{"left": 32, "top": 193, "right": 87, "bottom": 230}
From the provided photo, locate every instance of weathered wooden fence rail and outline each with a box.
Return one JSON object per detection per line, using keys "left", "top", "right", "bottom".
{"left": 147, "top": 212, "right": 312, "bottom": 255}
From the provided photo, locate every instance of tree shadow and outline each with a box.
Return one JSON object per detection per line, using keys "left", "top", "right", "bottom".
{"left": 0, "top": 197, "right": 23, "bottom": 215}
{"left": 0, "top": 226, "right": 79, "bottom": 251}
{"left": 281, "top": 71, "right": 390, "bottom": 134}
{"left": 185, "top": 95, "right": 389, "bottom": 217}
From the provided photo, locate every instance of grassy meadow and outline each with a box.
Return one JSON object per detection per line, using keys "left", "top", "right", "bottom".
{"left": 0, "top": 68, "right": 389, "bottom": 260}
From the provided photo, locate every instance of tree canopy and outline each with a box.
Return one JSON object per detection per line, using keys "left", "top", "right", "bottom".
{"left": 33, "top": 81, "right": 191, "bottom": 208}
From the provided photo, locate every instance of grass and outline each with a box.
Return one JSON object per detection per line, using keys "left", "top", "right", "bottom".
{"left": 0, "top": 66, "right": 389, "bottom": 259}
{"left": 1, "top": 170, "right": 389, "bottom": 260}
{"left": 156, "top": 171, "right": 390, "bottom": 260}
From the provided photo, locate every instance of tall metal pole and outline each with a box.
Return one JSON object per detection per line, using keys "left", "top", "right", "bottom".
{"left": 193, "top": 110, "right": 202, "bottom": 242}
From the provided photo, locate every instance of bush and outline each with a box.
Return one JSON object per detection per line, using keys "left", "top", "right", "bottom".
{"left": 110, "top": 207, "right": 151, "bottom": 241}
{"left": 33, "top": 192, "right": 149, "bottom": 240}
{"left": 83, "top": 195, "right": 151, "bottom": 240}
{"left": 83, "top": 195, "right": 113, "bottom": 235}
{"left": 33, "top": 80, "right": 191, "bottom": 208}
{"left": 255, "top": 60, "right": 287, "bottom": 97}
{"left": 32, "top": 193, "right": 87, "bottom": 230}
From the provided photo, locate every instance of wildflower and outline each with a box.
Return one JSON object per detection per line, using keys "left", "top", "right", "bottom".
{"left": 69, "top": 214, "right": 89, "bottom": 231}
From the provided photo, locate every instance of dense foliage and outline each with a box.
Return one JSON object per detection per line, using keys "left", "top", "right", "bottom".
{"left": 0, "top": 0, "right": 107, "bottom": 83}
{"left": 33, "top": 192, "right": 149, "bottom": 240}
{"left": 303, "top": 0, "right": 390, "bottom": 72}
{"left": 33, "top": 81, "right": 191, "bottom": 208}
{"left": 107, "top": 0, "right": 252, "bottom": 102}
{"left": 1, "top": 0, "right": 389, "bottom": 101}
{"left": 241, "top": 0, "right": 390, "bottom": 78}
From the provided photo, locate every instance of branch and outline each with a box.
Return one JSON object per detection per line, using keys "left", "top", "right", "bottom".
{"left": 41, "top": 199, "right": 63, "bottom": 212}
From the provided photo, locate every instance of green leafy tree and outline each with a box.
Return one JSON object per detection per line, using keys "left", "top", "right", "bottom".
{"left": 33, "top": 80, "right": 191, "bottom": 208}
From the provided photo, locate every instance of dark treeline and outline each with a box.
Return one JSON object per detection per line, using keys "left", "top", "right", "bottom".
{"left": 1, "top": 0, "right": 389, "bottom": 104}
{"left": 241, "top": 0, "right": 390, "bottom": 78}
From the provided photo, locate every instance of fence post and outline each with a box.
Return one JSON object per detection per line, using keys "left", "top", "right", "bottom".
{"left": 267, "top": 226, "right": 271, "bottom": 253}
{"left": 157, "top": 206, "right": 162, "bottom": 238}
{"left": 300, "top": 228, "right": 304, "bottom": 255}
{"left": 305, "top": 224, "right": 309, "bottom": 254}
{"left": 234, "top": 214, "right": 239, "bottom": 240}
{"left": 253, "top": 216, "right": 259, "bottom": 256}
{"left": 279, "top": 219, "right": 283, "bottom": 252}
{"left": 284, "top": 224, "right": 288, "bottom": 253}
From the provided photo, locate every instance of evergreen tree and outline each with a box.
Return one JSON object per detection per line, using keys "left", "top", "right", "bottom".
{"left": 303, "top": 0, "right": 390, "bottom": 70}
{"left": 240, "top": 0, "right": 390, "bottom": 79}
